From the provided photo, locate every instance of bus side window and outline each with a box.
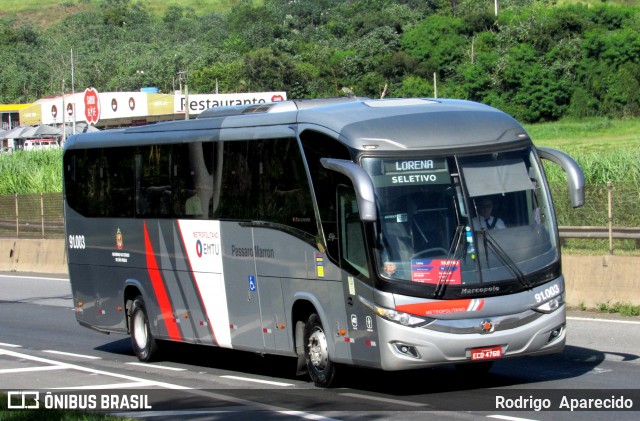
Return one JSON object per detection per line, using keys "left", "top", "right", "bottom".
{"left": 338, "top": 185, "right": 369, "bottom": 278}
{"left": 300, "top": 130, "right": 352, "bottom": 263}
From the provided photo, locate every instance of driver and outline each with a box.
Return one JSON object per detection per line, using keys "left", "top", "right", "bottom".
{"left": 476, "top": 198, "right": 506, "bottom": 230}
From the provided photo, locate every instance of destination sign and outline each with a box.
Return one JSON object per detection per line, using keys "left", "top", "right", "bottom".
{"left": 372, "top": 158, "right": 450, "bottom": 187}
{"left": 383, "top": 158, "right": 446, "bottom": 174}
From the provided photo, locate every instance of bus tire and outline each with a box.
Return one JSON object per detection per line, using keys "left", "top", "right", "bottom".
{"left": 130, "top": 296, "right": 158, "bottom": 362}
{"left": 304, "top": 313, "right": 336, "bottom": 388}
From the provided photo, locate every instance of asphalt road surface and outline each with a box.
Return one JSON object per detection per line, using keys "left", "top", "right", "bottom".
{"left": 1, "top": 272, "right": 639, "bottom": 420}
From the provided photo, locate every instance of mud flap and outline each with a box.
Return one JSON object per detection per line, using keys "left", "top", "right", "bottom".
{"left": 295, "top": 320, "right": 308, "bottom": 376}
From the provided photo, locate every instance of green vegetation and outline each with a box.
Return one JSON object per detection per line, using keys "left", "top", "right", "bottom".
{"left": 0, "top": 0, "right": 249, "bottom": 27}
{"left": 525, "top": 118, "right": 640, "bottom": 238}
{"left": 0, "top": 150, "right": 62, "bottom": 195}
{"left": 569, "top": 301, "right": 640, "bottom": 316}
{"left": 596, "top": 301, "right": 640, "bottom": 316}
{"left": 0, "top": 0, "right": 638, "bottom": 124}
{"left": 527, "top": 118, "right": 640, "bottom": 153}
{"left": 0, "top": 0, "right": 637, "bottom": 256}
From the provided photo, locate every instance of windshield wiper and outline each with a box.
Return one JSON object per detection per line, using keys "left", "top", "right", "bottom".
{"left": 433, "top": 224, "right": 465, "bottom": 298}
{"left": 479, "top": 229, "right": 532, "bottom": 289}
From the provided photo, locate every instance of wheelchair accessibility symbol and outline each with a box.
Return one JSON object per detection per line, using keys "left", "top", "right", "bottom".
{"left": 248, "top": 275, "right": 256, "bottom": 292}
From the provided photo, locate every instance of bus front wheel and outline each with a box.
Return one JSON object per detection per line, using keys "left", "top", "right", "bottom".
{"left": 304, "top": 313, "right": 336, "bottom": 388}
{"left": 130, "top": 296, "right": 158, "bottom": 362}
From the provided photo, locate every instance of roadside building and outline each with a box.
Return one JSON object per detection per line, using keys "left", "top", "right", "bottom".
{"left": 17, "top": 89, "right": 287, "bottom": 135}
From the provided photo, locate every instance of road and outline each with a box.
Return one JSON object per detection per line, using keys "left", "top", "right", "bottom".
{"left": 0, "top": 272, "right": 639, "bottom": 420}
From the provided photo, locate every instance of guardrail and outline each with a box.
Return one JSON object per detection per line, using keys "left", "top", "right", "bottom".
{"left": 0, "top": 193, "right": 63, "bottom": 239}
{"left": 558, "top": 226, "right": 640, "bottom": 252}
{"left": 0, "top": 192, "right": 638, "bottom": 252}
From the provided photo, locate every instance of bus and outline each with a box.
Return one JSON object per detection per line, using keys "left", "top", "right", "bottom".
{"left": 63, "top": 97, "right": 584, "bottom": 387}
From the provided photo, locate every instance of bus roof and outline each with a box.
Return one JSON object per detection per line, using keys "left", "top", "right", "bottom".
{"left": 64, "top": 98, "right": 531, "bottom": 152}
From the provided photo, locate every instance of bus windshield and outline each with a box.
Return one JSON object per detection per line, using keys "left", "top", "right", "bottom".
{"left": 362, "top": 147, "right": 557, "bottom": 289}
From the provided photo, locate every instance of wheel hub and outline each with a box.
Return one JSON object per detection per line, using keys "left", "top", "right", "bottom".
{"left": 133, "top": 311, "right": 148, "bottom": 349}
{"left": 308, "top": 327, "right": 328, "bottom": 369}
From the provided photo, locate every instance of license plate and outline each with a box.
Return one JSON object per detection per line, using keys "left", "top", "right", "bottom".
{"left": 471, "top": 345, "right": 502, "bottom": 360}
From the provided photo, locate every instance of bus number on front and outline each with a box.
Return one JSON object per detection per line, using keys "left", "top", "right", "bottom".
{"left": 534, "top": 284, "right": 560, "bottom": 303}
{"left": 68, "top": 235, "right": 86, "bottom": 250}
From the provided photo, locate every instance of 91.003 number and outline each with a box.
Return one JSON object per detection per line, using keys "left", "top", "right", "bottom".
{"left": 534, "top": 283, "right": 560, "bottom": 303}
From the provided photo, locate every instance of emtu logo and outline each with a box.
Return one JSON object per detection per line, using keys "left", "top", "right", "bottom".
{"left": 196, "top": 240, "right": 203, "bottom": 258}
{"left": 195, "top": 239, "right": 219, "bottom": 258}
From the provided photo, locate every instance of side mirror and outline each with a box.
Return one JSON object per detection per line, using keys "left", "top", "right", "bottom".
{"left": 537, "top": 147, "right": 585, "bottom": 208}
{"left": 320, "top": 158, "right": 377, "bottom": 221}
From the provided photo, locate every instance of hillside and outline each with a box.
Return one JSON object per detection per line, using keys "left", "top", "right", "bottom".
{"left": 0, "top": 0, "right": 638, "bottom": 125}
{"left": 0, "top": 0, "right": 247, "bottom": 28}
{"left": 2, "top": 0, "right": 638, "bottom": 29}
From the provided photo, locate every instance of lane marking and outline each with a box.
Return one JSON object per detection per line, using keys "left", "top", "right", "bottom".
{"left": 113, "top": 409, "right": 241, "bottom": 418}
{"left": 0, "top": 365, "right": 67, "bottom": 374}
{"left": 339, "top": 392, "right": 427, "bottom": 407}
{"left": 487, "top": 416, "right": 539, "bottom": 421}
{"left": 220, "top": 375, "right": 294, "bottom": 387}
{"left": 588, "top": 367, "right": 613, "bottom": 374}
{"left": 119, "top": 409, "right": 337, "bottom": 421}
{"left": 126, "top": 362, "right": 186, "bottom": 371}
{"left": 0, "top": 348, "right": 188, "bottom": 390}
{"left": 182, "top": 389, "right": 340, "bottom": 420}
{"left": 0, "top": 274, "right": 69, "bottom": 282}
{"left": 43, "top": 350, "right": 101, "bottom": 359}
{"left": 53, "top": 381, "right": 158, "bottom": 390}
{"left": 279, "top": 411, "right": 340, "bottom": 420}
{"left": 0, "top": 342, "right": 22, "bottom": 348}
{"left": 567, "top": 316, "right": 640, "bottom": 325}
{"left": 0, "top": 348, "right": 338, "bottom": 420}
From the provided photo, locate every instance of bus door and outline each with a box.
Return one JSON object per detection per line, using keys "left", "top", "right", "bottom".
{"left": 337, "top": 185, "right": 381, "bottom": 367}
{"left": 253, "top": 228, "right": 292, "bottom": 352}
{"left": 224, "top": 222, "right": 265, "bottom": 350}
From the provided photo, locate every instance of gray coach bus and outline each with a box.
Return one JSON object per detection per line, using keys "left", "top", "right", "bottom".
{"left": 63, "top": 97, "right": 584, "bottom": 387}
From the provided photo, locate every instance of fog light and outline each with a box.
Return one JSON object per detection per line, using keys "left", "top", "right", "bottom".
{"left": 548, "top": 323, "right": 565, "bottom": 343}
{"left": 393, "top": 342, "right": 420, "bottom": 359}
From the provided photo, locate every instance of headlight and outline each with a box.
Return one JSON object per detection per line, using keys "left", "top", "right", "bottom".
{"left": 358, "top": 296, "right": 431, "bottom": 327}
{"left": 534, "top": 294, "right": 564, "bottom": 314}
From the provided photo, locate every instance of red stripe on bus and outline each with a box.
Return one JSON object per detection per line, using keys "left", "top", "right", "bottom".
{"left": 396, "top": 299, "right": 485, "bottom": 316}
{"left": 143, "top": 221, "right": 181, "bottom": 341}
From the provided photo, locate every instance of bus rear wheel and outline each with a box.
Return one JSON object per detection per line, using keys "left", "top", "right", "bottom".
{"left": 130, "top": 296, "right": 158, "bottom": 362}
{"left": 304, "top": 313, "right": 336, "bottom": 388}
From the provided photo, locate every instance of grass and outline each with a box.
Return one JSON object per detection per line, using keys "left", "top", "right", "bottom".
{"left": 557, "top": 0, "right": 640, "bottom": 6}
{"left": 526, "top": 117, "right": 640, "bottom": 154}
{"left": 529, "top": 118, "right": 640, "bottom": 255}
{"left": 3, "top": 0, "right": 633, "bottom": 29}
{"left": 0, "top": 0, "right": 259, "bottom": 28}
{"left": 527, "top": 117, "right": 640, "bottom": 187}
{"left": 559, "top": 0, "right": 640, "bottom": 5}
{"left": 569, "top": 301, "right": 640, "bottom": 316}
{"left": 0, "top": 149, "right": 62, "bottom": 195}
{"left": 0, "top": 117, "right": 638, "bottom": 255}
{"left": 596, "top": 302, "right": 640, "bottom": 317}
{"left": 561, "top": 238, "right": 640, "bottom": 256}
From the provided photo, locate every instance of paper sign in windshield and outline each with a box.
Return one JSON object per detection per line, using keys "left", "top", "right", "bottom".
{"left": 411, "top": 259, "right": 461, "bottom": 284}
